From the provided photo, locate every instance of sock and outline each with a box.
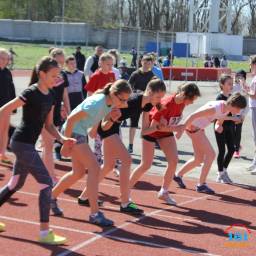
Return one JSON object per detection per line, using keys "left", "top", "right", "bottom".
{"left": 159, "top": 187, "right": 168, "bottom": 195}
{"left": 40, "top": 230, "right": 49, "bottom": 238}
{"left": 129, "top": 144, "right": 133, "bottom": 148}
{"left": 121, "top": 202, "right": 130, "bottom": 208}
{"left": 90, "top": 212, "right": 99, "bottom": 218}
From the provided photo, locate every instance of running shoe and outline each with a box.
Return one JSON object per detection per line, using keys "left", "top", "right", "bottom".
{"left": 251, "top": 169, "right": 256, "bottom": 175}
{"left": 51, "top": 198, "right": 63, "bottom": 216}
{"left": 78, "top": 198, "right": 103, "bottom": 207}
{"left": 158, "top": 191, "right": 177, "bottom": 205}
{"left": 113, "top": 168, "right": 120, "bottom": 177}
{"left": 173, "top": 175, "right": 186, "bottom": 189}
{"left": 120, "top": 202, "right": 144, "bottom": 215}
{"left": 39, "top": 230, "right": 67, "bottom": 245}
{"left": 127, "top": 144, "right": 133, "bottom": 153}
{"left": 216, "top": 171, "right": 233, "bottom": 184}
{"left": 196, "top": 183, "right": 215, "bottom": 194}
{"left": 89, "top": 211, "right": 114, "bottom": 227}
{"left": 247, "top": 163, "right": 256, "bottom": 172}
{"left": 233, "top": 151, "right": 240, "bottom": 159}
{"left": 0, "top": 222, "right": 5, "bottom": 232}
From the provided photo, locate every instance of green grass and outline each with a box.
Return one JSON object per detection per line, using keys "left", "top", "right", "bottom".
{"left": 0, "top": 40, "right": 250, "bottom": 72}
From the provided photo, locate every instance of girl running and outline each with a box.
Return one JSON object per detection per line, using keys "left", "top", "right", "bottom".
{"left": 174, "top": 93, "right": 247, "bottom": 193}
{"left": 0, "top": 56, "right": 75, "bottom": 244}
{"left": 78, "top": 78, "right": 166, "bottom": 213}
{"left": 129, "top": 83, "right": 200, "bottom": 205}
{"left": 51, "top": 80, "right": 131, "bottom": 226}
{"left": 41, "top": 48, "right": 71, "bottom": 184}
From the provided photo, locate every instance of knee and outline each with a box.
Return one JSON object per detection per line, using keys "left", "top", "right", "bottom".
{"left": 140, "top": 161, "right": 152, "bottom": 171}
{"left": 72, "top": 170, "right": 85, "bottom": 180}
{"left": 167, "top": 156, "right": 178, "bottom": 167}
{"left": 120, "top": 154, "right": 132, "bottom": 167}
{"left": 206, "top": 150, "right": 216, "bottom": 162}
{"left": 193, "top": 157, "right": 203, "bottom": 166}
{"left": 7, "top": 175, "right": 25, "bottom": 191}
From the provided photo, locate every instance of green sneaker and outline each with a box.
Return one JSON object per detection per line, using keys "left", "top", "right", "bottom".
{"left": 120, "top": 202, "right": 144, "bottom": 215}
{"left": 38, "top": 230, "right": 67, "bottom": 245}
{"left": 0, "top": 222, "right": 6, "bottom": 232}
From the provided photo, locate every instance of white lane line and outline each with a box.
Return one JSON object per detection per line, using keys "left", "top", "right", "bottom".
{"left": 56, "top": 187, "right": 241, "bottom": 256}
{"left": 0, "top": 215, "right": 95, "bottom": 236}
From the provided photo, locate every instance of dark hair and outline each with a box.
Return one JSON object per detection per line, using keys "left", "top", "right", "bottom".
{"left": 219, "top": 74, "right": 232, "bottom": 89}
{"left": 65, "top": 55, "right": 76, "bottom": 64}
{"left": 142, "top": 55, "right": 153, "bottom": 62}
{"left": 96, "top": 79, "right": 132, "bottom": 96}
{"left": 177, "top": 82, "right": 201, "bottom": 99}
{"left": 28, "top": 56, "right": 59, "bottom": 86}
{"left": 227, "top": 92, "right": 247, "bottom": 109}
{"left": 146, "top": 78, "right": 166, "bottom": 93}
{"left": 29, "top": 66, "right": 39, "bottom": 86}
{"left": 250, "top": 55, "right": 256, "bottom": 65}
{"left": 235, "top": 69, "right": 247, "bottom": 81}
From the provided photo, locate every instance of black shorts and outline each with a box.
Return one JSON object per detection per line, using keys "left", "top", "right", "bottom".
{"left": 97, "top": 121, "right": 121, "bottom": 140}
{"left": 130, "top": 112, "right": 141, "bottom": 128}
{"left": 142, "top": 133, "right": 174, "bottom": 143}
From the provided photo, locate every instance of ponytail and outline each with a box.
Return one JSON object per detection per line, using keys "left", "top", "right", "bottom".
{"left": 95, "top": 83, "right": 112, "bottom": 95}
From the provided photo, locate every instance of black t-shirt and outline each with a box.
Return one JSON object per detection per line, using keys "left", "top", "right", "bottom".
{"left": 12, "top": 85, "right": 55, "bottom": 145}
{"left": 53, "top": 70, "right": 69, "bottom": 126}
{"left": 97, "top": 93, "right": 153, "bottom": 139}
{"left": 120, "top": 93, "right": 153, "bottom": 120}
{"left": 0, "top": 68, "right": 16, "bottom": 107}
{"left": 128, "top": 69, "right": 155, "bottom": 92}
{"left": 216, "top": 93, "right": 233, "bottom": 127}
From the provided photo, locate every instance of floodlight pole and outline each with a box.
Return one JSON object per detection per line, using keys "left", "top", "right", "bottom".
{"left": 60, "top": 0, "right": 65, "bottom": 47}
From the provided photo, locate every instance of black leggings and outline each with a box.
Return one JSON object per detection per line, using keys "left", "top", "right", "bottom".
{"left": 0, "top": 140, "right": 53, "bottom": 223}
{"left": 234, "top": 123, "right": 243, "bottom": 152}
{"left": 214, "top": 125, "right": 235, "bottom": 172}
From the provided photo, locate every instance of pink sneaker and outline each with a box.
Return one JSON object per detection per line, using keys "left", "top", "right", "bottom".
{"left": 234, "top": 151, "right": 240, "bottom": 158}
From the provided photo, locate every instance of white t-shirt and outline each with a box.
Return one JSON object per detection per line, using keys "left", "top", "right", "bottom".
{"left": 112, "top": 67, "right": 121, "bottom": 80}
{"left": 249, "top": 76, "right": 256, "bottom": 108}
{"left": 191, "top": 100, "right": 228, "bottom": 129}
{"left": 232, "top": 83, "right": 242, "bottom": 94}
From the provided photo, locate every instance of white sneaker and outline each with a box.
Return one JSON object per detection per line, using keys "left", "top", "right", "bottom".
{"left": 251, "top": 169, "right": 256, "bottom": 175}
{"left": 113, "top": 168, "right": 120, "bottom": 177}
{"left": 158, "top": 191, "right": 176, "bottom": 205}
{"left": 216, "top": 171, "right": 232, "bottom": 184}
{"left": 247, "top": 162, "right": 256, "bottom": 172}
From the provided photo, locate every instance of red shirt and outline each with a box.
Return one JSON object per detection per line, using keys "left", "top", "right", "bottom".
{"left": 148, "top": 94, "right": 185, "bottom": 138}
{"left": 85, "top": 70, "right": 115, "bottom": 93}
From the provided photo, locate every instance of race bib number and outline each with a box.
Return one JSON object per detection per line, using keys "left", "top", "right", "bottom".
{"left": 168, "top": 116, "right": 182, "bottom": 125}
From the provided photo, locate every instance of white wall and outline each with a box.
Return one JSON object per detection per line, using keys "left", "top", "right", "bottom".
{"left": 176, "top": 32, "right": 243, "bottom": 56}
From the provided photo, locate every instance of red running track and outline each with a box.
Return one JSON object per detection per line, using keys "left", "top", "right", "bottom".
{"left": 0, "top": 157, "right": 255, "bottom": 256}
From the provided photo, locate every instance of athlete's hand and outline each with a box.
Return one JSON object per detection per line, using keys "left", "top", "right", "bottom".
{"left": 61, "top": 137, "right": 76, "bottom": 157}
{"left": 175, "top": 124, "right": 185, "bottom": 139}
{"left": 110, "top": 108, "right": 121, "bottom": 122}
{"left": 159, "top": 116, "right": 168, "bottom": 126}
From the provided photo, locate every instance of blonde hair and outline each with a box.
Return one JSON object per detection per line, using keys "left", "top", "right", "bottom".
{"left": 50, "top": 48, "right": 65, "bottom": 58}
{"left": 99, "top": 53, "right": 114, "bottom": 62}
{"left": 0, "top": 48, "right": 9, "bottom": 57}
